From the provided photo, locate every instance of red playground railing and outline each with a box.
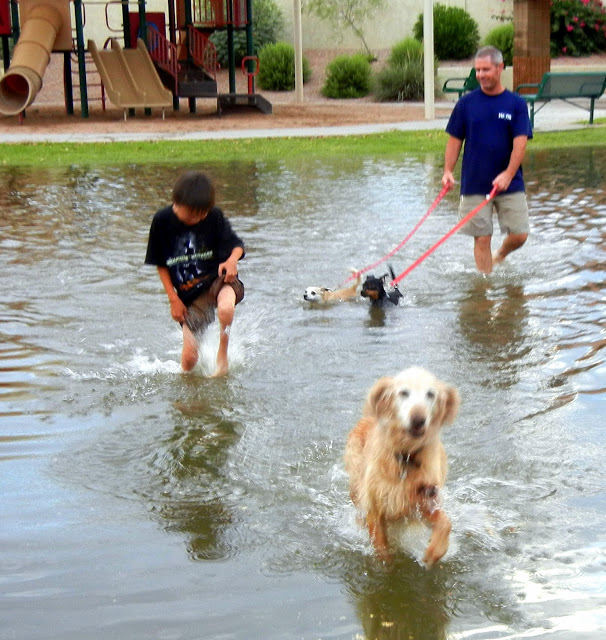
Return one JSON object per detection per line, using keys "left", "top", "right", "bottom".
{"left": 191, "top": 0, "right": 248, "bottom": 28}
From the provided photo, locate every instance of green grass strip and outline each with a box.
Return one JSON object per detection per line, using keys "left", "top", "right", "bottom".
{"left": 1, "top": 127, "right": 605, "bottom": 167}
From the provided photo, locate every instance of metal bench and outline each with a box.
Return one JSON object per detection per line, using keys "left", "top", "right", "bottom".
{"left": 516, "top": 71, "right": 606, "bottom": 126}
{"left": 442, "top": 68, "right": 478, "bottom": 99}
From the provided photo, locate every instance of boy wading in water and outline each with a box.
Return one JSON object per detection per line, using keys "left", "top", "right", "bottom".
{"left": 145, "top": 171, "right": 245, "bottom": 376}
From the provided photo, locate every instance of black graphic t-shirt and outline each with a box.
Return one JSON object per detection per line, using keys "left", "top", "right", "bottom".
{"left": 145, "top": 205, "right": 245, "bottom": 305}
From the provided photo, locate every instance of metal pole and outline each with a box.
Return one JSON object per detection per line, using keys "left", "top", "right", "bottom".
{"left": 73, "top": 0, "right": 89, "bottom": 118}
{"left": 293, "top": 0, "right": 303, "bottom": 102}
{"left": 423, "top": 0, "right": 435, "bottom": 120}
{"left": 245, "top": 0, "right": 254, "bottom": 93}
{"left": 2, "top": 37, "right": 9, "bottom": 71}
{"left": 167, "top": 0, "right": 179, "bottom": 110}
{"left": 138, "top": 0, "right": 147, "bottom": 46}
{"left": 63, "top": 50, "right": 74, "bottom": 115}
{"left": 10, "top": 0, "right": 19, "bottom": 43}
{"left": 122, "top": 0, "right": 132, "bottom": 48}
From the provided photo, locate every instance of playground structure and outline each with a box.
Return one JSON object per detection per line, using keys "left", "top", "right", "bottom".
{"left": 0, "top": 0, "right": 272, "bottom": 119}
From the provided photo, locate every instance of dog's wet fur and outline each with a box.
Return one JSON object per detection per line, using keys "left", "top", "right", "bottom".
{"left": 360, "top": 266, "right": 402, "bottom": 306}
{"left": 344, "top": 367, "right": 460, "bottom": 566}
{"left": 304, "top": 268, "right": 361, "bottom": 303}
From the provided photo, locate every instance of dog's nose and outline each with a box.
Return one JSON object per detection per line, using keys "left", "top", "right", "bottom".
{"left": 409, "top": 413, "right": 426, "bottom": 434}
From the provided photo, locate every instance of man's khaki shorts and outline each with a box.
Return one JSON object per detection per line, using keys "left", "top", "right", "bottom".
{"left": 184, "top": 274, "right": 244, "bottom": 333}
{"left": 458, "top": 192, "right": 530, "bottom": 237}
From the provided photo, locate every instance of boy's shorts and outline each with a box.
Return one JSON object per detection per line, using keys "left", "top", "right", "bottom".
{"left": 459, "top": 192, "right": 530, "bottom": 237}
{"left": 184, "top": 274, "right": 245, "bottom": 333}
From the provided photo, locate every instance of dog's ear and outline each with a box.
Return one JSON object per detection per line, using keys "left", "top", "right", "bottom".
{"left": 437, "top": 384, "right": 460, "bottom": 426}
{"left": 364, "top": 377, "right": 394, "bottom": 418}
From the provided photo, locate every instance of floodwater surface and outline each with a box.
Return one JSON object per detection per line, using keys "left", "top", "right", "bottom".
{"left": 0, "top": 147, "right": 605, "bottom": 639}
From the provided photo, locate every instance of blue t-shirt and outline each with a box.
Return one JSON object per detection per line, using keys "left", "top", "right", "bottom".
{"left": 446, "top": 88, "right": 533, "bottom": 196}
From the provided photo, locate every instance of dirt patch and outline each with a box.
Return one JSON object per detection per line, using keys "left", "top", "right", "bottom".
{"left": 0, "top": 48, "right": 451, "bottom": 137}
{"left": 1, "top": 49, "right": 605, "bottom": 138}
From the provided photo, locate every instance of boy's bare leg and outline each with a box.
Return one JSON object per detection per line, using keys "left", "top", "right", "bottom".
{"left": 474, "top": 235, "right": 493, "bottom": 275}
{"left": 492, "top": 232, "right": 528, "bottom": 266}
{"left": 213, "top": 285, "right": 237, "bottom": 377}
{"left": 181, "top": 324, "right": 199, "bottom": 372}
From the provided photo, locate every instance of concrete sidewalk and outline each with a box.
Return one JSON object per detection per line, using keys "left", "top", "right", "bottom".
{"left": 1, "top": 97, "right": 604, "bottom": 144}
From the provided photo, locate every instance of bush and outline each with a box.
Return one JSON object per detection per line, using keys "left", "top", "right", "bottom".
{"left": 321, "top": 54, "right": 372, "bottom": 99}
{"left": 413, "top": 3, "right": 480, "bottom": 60}
{"left": 484, "top": 23, "right": 514, "bottom": 66}
{"left": 374, "top": 59, "right": 425, "bottom": 102}
{"left": 209, "top": 0, "right": 284, "bottom": 68}
{"left": 374, "top": 36, "right": 439, "bottom": 102}
{"left": 550, "top": 0, "right": 606, "bottom": 57}
{"left": 387, "top": 37, "right": 424, "bottom": 67}
{"left": 257, "top": 42, "right": 311, "bottom": 91}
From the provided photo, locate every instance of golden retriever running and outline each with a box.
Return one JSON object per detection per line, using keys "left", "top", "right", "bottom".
{"left": 344, "top": 367, "right": 460, "bottom": 566}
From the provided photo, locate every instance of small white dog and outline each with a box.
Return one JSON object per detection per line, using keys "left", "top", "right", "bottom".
{"left": 304, "top": 268, "right": 361, "bottom": 303}
{"left": 344, "top": 367, "right": 460, "bottom": 566}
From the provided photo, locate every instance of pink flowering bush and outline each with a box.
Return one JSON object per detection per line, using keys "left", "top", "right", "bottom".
{"left": 551, "top": 0, "right": 606, "bottom": 56}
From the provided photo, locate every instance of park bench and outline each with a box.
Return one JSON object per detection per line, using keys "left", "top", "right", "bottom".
{"left": 516, "top": 71, "right": 606, "bottom": 126}
{"left": 442, "top": 68, "right": 478, "bottom": 99}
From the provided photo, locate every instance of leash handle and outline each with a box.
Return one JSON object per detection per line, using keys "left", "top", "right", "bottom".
{"left": 390, "top": 186, "right": 499, "bottom": 287}
{"left": 336, "top": 185, "right": 452, "bottom": 288}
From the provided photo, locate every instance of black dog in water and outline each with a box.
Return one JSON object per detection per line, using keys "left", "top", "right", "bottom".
{"left": 360, "top": 266, "right": 403, "bottom": 306}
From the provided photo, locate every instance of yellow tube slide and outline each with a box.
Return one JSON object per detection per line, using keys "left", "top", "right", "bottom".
{"left": 0, "top": 4, "right": 62, "bottom": 116}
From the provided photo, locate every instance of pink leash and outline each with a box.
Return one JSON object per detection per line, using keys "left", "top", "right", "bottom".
{"left": 390, "top": 186, "right": 499, "bottom": 287}
{"left": 337, "top": 185, "right": 452, "bottom": 287}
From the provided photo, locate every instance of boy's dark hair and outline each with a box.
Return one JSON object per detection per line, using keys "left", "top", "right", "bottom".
{"left": 172, "top": 171, "right": 216, "bottom": 211}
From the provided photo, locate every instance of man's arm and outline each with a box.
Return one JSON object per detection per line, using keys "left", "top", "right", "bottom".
{"left": 493, "top": 135, "right": 528, "bottom": 192}
{"left": 157, "top": 265, "right": 187, "bottom": 323}
{"left": 442, "top": 136, "right": 463, "bottom": 189}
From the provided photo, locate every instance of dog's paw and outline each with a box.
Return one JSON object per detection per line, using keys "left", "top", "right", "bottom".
{"left": 423, "top": 541, "right": 448, "bottom": 568}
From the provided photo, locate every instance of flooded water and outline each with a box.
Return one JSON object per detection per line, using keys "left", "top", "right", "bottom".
{"left": 1, "top": 146, "right": 605, "bottom": 640}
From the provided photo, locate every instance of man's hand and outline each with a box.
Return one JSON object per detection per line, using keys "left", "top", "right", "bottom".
{"left": 442, "top": 171, "right": 456, "bottom": 190}
{"left": 492, "top": 171, "right": 512, "bottom": 193}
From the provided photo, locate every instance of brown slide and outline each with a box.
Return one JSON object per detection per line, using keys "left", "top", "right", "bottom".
{"left": 88, "top": 38, "right": 172, "bottom": 115}
{"left": 0, "top": 3, "right": 63, "bottom": 116}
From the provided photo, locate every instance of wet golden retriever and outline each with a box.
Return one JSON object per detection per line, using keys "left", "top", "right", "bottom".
{"left": 344, "top": 367, "right": 460, "bottom": 566}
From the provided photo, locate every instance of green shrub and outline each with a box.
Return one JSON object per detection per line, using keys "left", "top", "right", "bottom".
{"left": 484, "top": 23, "right": 514, "bottom": 66}
{"left": 413, "top": 3, "right": 480, "bottom": 60}
{"left": 374, "top": 59, "right": 425, "bottom": 102}
{"left": 321, "top": 54, "right": 372, "bottom": 99}
{"left": 550, "top": 0, "right": 606, "bottom": 57}
{"left": 209, "top": 0, "right": 284, "bottom": 68}
{"left": 257, "top": 42, "right": 311, "bottom": 91}
{"left": 374, "top": 36, "right": 438, "bottom": 102}
{"left": 388, "top": 37, "right": 424, "bottom": 67}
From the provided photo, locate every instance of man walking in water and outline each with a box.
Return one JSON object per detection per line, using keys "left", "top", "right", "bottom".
{"left": 442, "top": 46, "right": 533, "bottom": 274}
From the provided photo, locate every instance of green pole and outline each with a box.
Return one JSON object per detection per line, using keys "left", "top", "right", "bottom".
{"left": 63, "top": 51, "right": 74, "bottom": 115}
{"left": 122, "top": 0, "right": 132, "bottom": 48}
{"left": 9, "top": 0, "right": 19, "bottom": 43}
{"left": 138, "top": 0, "right": 147, "bottom": 46}
{"left": 227, "top": 0, "right": 235, "bottom": 94}
{"left": 73, "top": 0, "right": 89, "bottom": 118}
{"left": 2, "top": 37, "right": 9, "bottom": 71}
{"left": 245, "top": 0, "right": 253, "bottom": 93}
{"left": 137, "top": 0, "right": 151, "bottom": 115}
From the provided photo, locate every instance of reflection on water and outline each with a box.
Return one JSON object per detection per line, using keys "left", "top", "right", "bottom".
{"left": 457, "top": 282, "right": 530, "bottom": 389}
{"left": 0, "top": 148, "right": 605, "bottom": 639}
